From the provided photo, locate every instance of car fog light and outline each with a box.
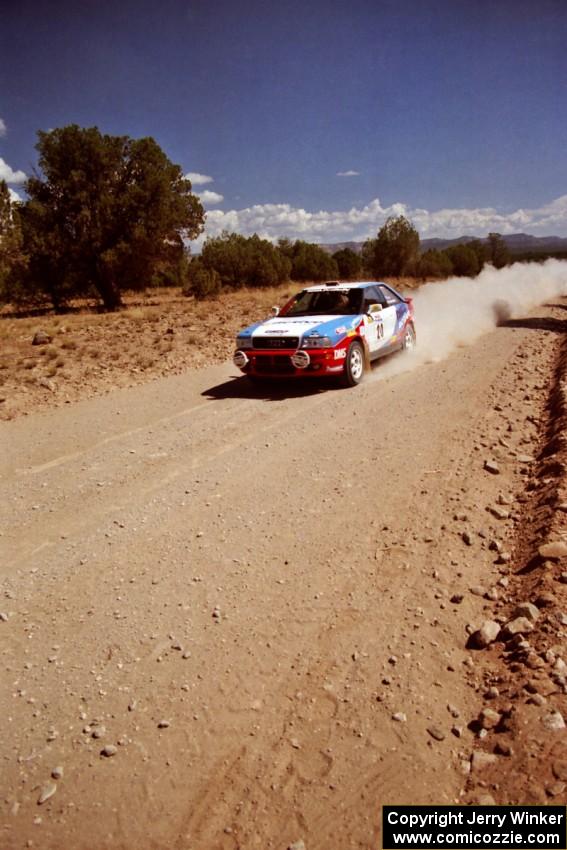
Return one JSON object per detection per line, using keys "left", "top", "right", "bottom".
{"left": 233, "top": 350, "right": 249, "bottom": 368}
{"left": 291, "top": 350, "right": 310, "bottom": 369}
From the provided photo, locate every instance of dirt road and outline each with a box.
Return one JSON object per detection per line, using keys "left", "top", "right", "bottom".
{"left": 2, "top": 300, "right": 567, "bottom": 850}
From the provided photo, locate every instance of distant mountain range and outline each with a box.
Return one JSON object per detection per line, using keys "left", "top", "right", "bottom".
{"left": 322, "top": 233, "right": 567, "bottom": 255}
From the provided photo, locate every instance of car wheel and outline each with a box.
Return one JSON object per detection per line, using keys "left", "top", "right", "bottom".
{"left": 342, "top": 340, "right": 365, "bottom": 387}
{"left": 402, "top": 323, "right": 416, "bottom": 351}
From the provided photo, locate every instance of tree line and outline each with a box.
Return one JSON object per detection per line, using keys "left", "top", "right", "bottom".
{"left": 1, "top": 125, "right": 515, "bottom": 311}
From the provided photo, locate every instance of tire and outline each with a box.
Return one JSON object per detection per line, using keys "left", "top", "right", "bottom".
{"left": 342, "top": 340, "right": 365, "bottom": 387}
{"left": 401, "top": 323, "right": 416, "bottom": 351}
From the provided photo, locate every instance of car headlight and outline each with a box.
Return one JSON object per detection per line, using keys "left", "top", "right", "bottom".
{"left": 302, "top": 336, "right": 332, "bottom": 349}
{"left": 236, "top": 336, "right": 253, "bottom": 349}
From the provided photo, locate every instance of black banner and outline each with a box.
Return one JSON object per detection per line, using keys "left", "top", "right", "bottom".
{"left": 383, "top": 806, "right": 566, "bottom": 849}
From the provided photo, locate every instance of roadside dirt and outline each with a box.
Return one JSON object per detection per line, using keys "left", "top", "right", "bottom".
{"left": 1, "top": 298, "right": 566, "bottom": 850}
{"left": 0, "top": 279, "right": 422, "bottom": 423}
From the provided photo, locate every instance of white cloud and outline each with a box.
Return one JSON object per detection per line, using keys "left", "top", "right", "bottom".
{"left": 190, "top": 194, "right": 567, "bottom": 248}
{"left": 185, "top": 172, "right": 214, "bottom": 186}
{"left": 0, "top": 118, "right": 6, "bottom": 137}
{"left": 8, "top": 187, "right": 22, "bottom": 203}
{"left": 0, "top": 157, "right": 26, "bottom": 184}
{"left": 199, "top": 189, "right": 224, "bottom": 205}
{"left": 337, "top": 170, "right": 360, "bottom": 177}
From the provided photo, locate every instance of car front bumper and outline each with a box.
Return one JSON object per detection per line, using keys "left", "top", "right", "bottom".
{"left": 233, "top": 348, "right": 346, "bottom": 378}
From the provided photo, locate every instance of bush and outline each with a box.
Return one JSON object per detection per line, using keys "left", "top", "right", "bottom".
{"left": 287, "top": 241, "right": 338, "bottom": 282}
{"left": 332, "top": 248, "right": 362, "bottom": 280}
{"left": 183, "top": 260, "right": 222, "bottom": 299}
{"left": 444, "top": 244, "right": 482, "bottom": 277}
{"left": 417, "top": 249, "right": 453, "bottom": 279}
{"left": 200, "top": 232, "right": 290, "bottom": 288}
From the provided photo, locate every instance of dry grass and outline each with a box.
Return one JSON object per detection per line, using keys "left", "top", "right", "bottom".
{"left": 0, "top": 278, "right": 417, "bottom": 420}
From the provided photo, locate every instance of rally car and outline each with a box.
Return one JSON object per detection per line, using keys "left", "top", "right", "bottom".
{"left": 233, "top": 281, "right": 416, "bottom": 387}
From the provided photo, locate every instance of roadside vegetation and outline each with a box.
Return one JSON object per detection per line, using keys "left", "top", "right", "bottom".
{"left": 1, "top": 123, "right": 565, "bottom": 420}
{"left": 2, "top": 122, "right": 557, "bottom": 318}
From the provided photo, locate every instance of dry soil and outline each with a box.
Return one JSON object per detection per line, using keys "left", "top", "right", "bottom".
{"left": 1, "top": 298, "right": 567, "bottom": 850}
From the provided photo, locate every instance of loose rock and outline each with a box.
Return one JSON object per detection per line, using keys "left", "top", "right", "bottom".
{"left": 484, "top": 460, "right": 500, "bottom": 475}
{"left": 488, "top": 506, "right": 510, "bottom": 520}
{"left": 539, "top": 542, "right": 567, "bottom": 560}
{"left": 552, "top": 761, "right": 567, "bottom": 781}
{"left": 546, "top": 782, "right": 566, "bottom": 798}
{"left": 475, "top": 793, "right": 497, "bottom": 805}
{"left": 479, "top": 708, "right": 501, "bottom": 729}
{"left": 470, "top": 620, "right": 501, "bottom": 649}
{"left": 37, "top": 782, "right": 57, "bottom": 805}
{"left": 427, "top": 726, "right": 445, "bottom": 741}
{"left": 471, "top": 751, "right": 498, "bottom": 771}
{"left": 542, "top": 712, "right": 566, "bottom": 731}
{"left": 513, "top": 602, "right": 540, "bottom": 623}
{"left": 500, "top": 617, "right": 534, "bottom": 639}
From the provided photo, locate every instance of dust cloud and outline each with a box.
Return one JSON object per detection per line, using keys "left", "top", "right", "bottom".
{"left": 376, "top": 259, "right": 567, "bottom": 381}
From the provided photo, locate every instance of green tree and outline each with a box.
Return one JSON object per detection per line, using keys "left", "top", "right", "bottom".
{"left": 332, "top": 247, "right": 362, "bottom": 280}
{"left": 288, "top": 241, "right": 338, "bottom": 282}
{"left": 360, "top": 237, "right": 377, "bottom": 276}
{"left": 487, "top": 232, "right": 510, "bottom": 269}
{"left": 201, "top": 232, "right": 291, "bottom": 288}
{"left": 0, "top": 181, "right": 28, "bottom": 303}
{"left": 468, "top": 239, "right": 488, "bottom": 271}
{"left": 417, "top": 249, "right": 453, "bottom": 279}
{"left": 364, "top": 215, "right": 420, "bottom": 278}
{"left": 20, "top": 125, "right": 204, "bottom": 310}
{"left": 444, "top": 244, "right": 481, "bottom": 277}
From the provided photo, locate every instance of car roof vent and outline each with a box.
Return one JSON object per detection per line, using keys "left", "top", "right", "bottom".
{"left": 324, "top": 280, "right": 339, "bottom": 286}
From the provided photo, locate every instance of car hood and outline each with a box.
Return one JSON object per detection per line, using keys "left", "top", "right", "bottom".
{"left": 238, "top": 314, "right": 362, "bottom": 342}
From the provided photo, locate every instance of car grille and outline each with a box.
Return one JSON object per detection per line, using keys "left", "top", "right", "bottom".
{"left": 254, "top": 355, "right": 296, "bottom": 375}
{"left": 252, "top": 336, "right": 299, "bottom": 350}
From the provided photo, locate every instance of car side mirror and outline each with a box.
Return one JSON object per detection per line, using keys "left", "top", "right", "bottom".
{"left": 271, "top": 306, "right": 280, "bottom": 317}
{"left": 368, "top": 303, "right": 383, "bottom": 315}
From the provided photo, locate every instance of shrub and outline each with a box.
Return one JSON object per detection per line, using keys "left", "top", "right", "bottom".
{"left": 183, "top": 260, "right": 222, "bottom": 299}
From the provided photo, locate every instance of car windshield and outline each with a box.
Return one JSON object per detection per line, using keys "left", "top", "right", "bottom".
{"left": 281, "top": 289, "right": 362, "bottom": 317}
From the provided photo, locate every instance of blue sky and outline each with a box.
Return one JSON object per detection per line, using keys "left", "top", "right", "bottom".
{"left": 1, "top": 0, "right": 566, "bottom": 245}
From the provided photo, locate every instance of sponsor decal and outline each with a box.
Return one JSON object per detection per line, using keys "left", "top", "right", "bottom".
{"left": 346, "top": 329, "right": 356, "bottom": 337}
{"left": 335, "top": 326, "right": 347, "bottom": 334}
{"left": 334, "top": 348, "right": 347, "bottom": 360}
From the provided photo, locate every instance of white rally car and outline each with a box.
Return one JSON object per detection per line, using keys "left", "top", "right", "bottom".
{"left": 233, "top": 281, "right": 416, "bottom": 387}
